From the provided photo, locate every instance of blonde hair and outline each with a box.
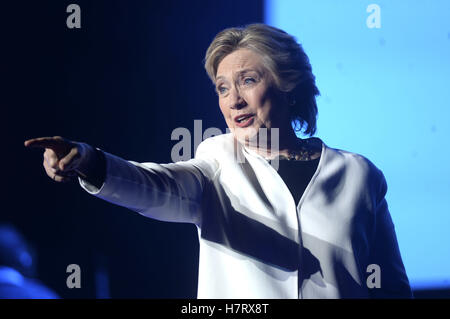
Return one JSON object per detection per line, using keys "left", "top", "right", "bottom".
{"left": 204, "top": 23, "right": 320, "bottom": 136}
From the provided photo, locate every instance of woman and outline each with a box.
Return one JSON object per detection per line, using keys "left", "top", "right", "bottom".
{"left": 25, "top": 24, "right": 412, "bottom": 298}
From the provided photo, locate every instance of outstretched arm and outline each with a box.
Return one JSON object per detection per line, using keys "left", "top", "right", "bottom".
{"left": 25, "top": 136, "right": 217, "bottom": 226}
{"left": 79, "top": 150, "right": 216, "bottom": 225}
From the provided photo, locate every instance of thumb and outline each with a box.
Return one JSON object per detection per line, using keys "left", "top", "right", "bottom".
{"left": 58, "top": 147, "right": 80, "bottom": 171}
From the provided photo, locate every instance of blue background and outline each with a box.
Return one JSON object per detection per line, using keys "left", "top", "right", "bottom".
{"left": 266, "top": 0, "right": 450, "bottom": 289}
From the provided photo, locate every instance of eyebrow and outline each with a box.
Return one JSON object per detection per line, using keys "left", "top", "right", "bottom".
{"left": 215, "top": 69, "right": 260, "bottom": 83}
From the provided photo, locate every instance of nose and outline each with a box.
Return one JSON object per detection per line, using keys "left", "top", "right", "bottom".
{"left": 229, "top": 86, "right": 247, "bottom": 109}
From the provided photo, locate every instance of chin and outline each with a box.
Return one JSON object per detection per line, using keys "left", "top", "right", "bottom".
{"left": 232, "top": 126, "right": 261, "bottom": 145}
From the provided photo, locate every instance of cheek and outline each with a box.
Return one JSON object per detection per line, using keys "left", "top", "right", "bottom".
{"left": 219, "top": 101, "right": 234, "bottom": 126}
{"left": 218, "top": 101, "right": 228, "bottom": 117}
{"left": 252, "top": 89, "right": 273, "bottom": 116}
{"left": 261, "top": 85, "right": 282, "bottom": 107}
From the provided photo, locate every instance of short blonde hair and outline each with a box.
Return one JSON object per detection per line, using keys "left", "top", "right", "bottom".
{"left": 204, "top": 23, "right": 320, "bottom": 136}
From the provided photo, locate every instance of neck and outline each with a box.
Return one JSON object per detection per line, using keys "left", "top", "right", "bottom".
{"left": 244, "top": 127, "right": 304, "bottom": 160}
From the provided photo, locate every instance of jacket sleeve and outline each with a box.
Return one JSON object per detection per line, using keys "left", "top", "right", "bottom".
{"left": 78, "top": 140, "right": 218, "bottom": 226}
{"left": 368, "top": 170, "right": 413, "bottom": 298}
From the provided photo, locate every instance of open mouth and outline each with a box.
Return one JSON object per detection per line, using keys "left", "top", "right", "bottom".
{"left": 234, "top": 114, "right": 255, "bottom": 128}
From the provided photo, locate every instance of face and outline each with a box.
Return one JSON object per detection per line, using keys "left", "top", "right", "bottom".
{"left": 215, "top": 48, "right": 289, "bottom": 145}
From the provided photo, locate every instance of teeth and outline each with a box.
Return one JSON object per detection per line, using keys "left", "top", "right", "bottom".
{"left": 237, "top": 115, "right": 251, "bottom": 122}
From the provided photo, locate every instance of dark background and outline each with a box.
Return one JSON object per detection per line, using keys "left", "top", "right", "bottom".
{"left": 2, "top": 0, "right": 447, "bottom": 299}
{"left": 3, "top": 0, "right": 263, "bottom": 298}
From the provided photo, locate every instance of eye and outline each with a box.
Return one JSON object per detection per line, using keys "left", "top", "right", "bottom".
{"left": 243, "top": 77, "right": 256, "bottom": 85}
{"left": 217, "top": 86, "right": 228, "bottom": 95}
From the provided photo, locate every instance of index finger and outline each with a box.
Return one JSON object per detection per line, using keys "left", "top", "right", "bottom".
{"left": 24, "top": 137, "right": 64, "bottom": 149}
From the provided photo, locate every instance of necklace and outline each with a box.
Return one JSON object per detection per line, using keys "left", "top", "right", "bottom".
{"left": 269, "top": 138, "right": 321, "bottom": 162}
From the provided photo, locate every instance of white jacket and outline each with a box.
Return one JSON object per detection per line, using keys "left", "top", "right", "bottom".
{"left": 79, "top": 133, "right": 412, "bottom": 298}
